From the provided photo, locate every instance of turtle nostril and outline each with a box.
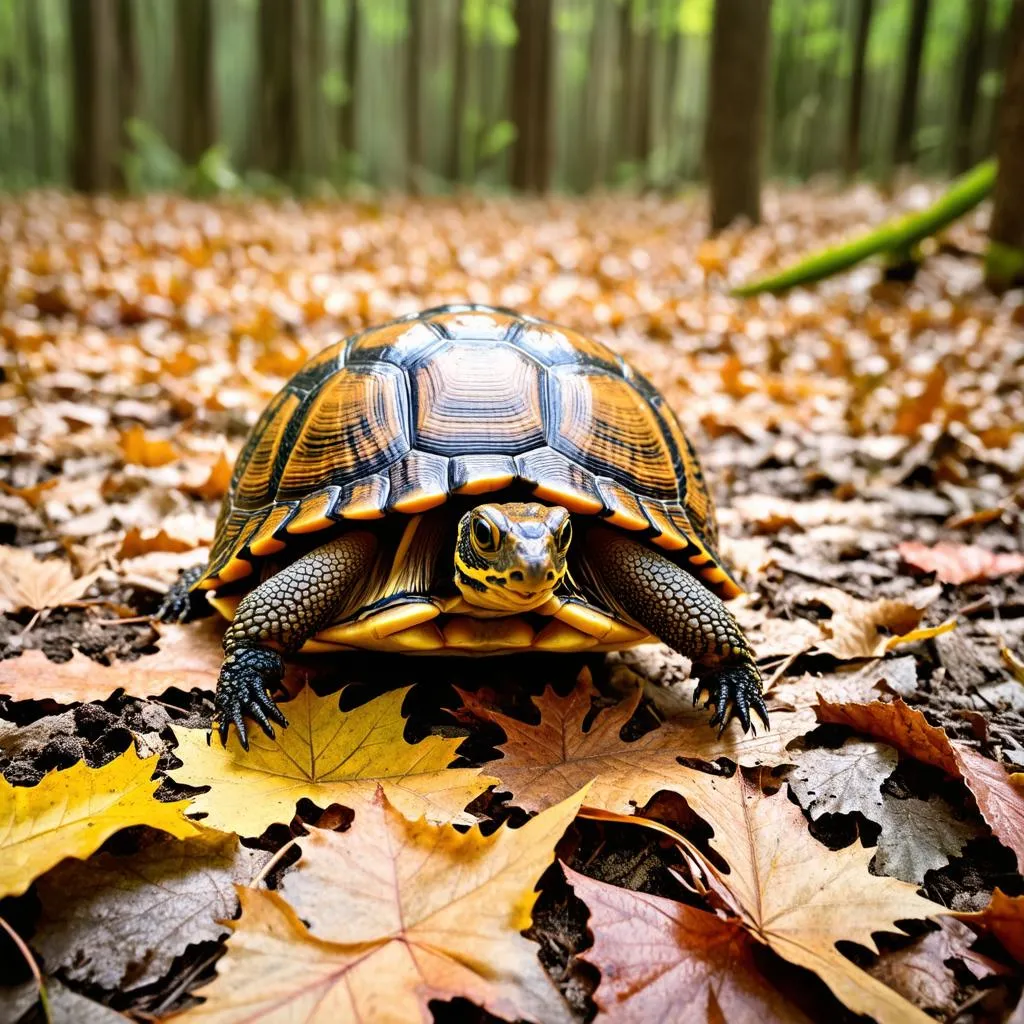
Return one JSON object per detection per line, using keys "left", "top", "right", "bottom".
{"left": 546, "top": 571, "right": 555, "bottom": 581}
{"left": 510, "top": 571, "right": 524, "bottom": 582}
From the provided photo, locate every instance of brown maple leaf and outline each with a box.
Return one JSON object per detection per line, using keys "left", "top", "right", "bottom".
{"left": 0, "top": 545, "right": 104, "bottom": 614}
{"left": 457, "top": 669, "right": 817, "bottom": 815}
{"left": 956, "top": 889, "right": 1024, "bottom": 965}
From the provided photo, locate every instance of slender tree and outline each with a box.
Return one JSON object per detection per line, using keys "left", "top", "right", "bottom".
{"left": 176, "top": 0, "right": 218, "bottom": 164}
{"left": 705, "top": 0, "right": 773, "bottom": 231}
{"left": 893, "top": 0, "right": 932, "bottom": 168}
{"left": 25, "top": 0, "right": 52, "bottom": 181}
{"left": 953, "top": 0, "right": 988, "bottom": 173}
{"left": 68, "top": 0, "right": 121, "bottom": 191}
{"left": 844, "top": 0, "right": 874, "bottom": 178}
{"left": 986, "top": 0, "right": 1024, "bottom": 289}
{"left": 255, "top": 0, "right": 306, "bottom": 182}
{"left": 446, "top": 0, "right": 467, "bottom": 185}
{"left": 339, "top": 0, "right": 360, "bottom": 168}
{"left": 406, "top": 0, "right": 423, "bottom": 192}
{"left": 510, "top": 0, "right": 554, "bottom": 192}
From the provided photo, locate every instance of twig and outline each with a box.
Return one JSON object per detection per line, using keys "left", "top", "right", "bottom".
{"left": 251, "top": 837, "right": 299, "bottom": 888}
{"left": 0, "top": 915, "right": 50, "bottom": 1024}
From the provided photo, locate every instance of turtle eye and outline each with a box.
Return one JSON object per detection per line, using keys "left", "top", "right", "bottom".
{"left": 556, "top": 519, "right": 572, "bottom": 551}
{"left": 471, "top": 515, "right": 499, "bottom": 553}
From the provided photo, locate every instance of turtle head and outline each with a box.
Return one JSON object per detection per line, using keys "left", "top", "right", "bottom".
{"left": 454, "top": 502, "right": 571, "bottom": 613}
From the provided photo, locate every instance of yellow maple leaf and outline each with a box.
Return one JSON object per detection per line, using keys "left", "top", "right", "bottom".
{"left": 668, "top": 769, "right": 938, "bottom": 1024}
{"left": 0, "top": 747, "right": 199, "bottom": 899}
{"left": 174, "top": 787, "right": 583, "bottom": 1024}
{"left": 169, "top": 686, "right": 497, "bottom": 833}
{"left": 460, "top": 669, "right": 816, "bottom": 815}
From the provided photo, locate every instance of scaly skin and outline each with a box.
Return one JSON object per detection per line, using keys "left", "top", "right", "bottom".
{"left": 156, "top": 564, "right": 209, "bottom": 622}
{"left": 215, "top": 530, "right": 378, "bottom": 748}
{"left": 586, "top": 526, "right": 768, "bottom": 734}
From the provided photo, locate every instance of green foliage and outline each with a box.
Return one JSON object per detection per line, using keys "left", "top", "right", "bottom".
{"left": 463, "top": 0, "right": 517, "bottom": 46}
{"left": 479, "top": 120, "right": 517, "bottom": 161}
{"left": 122, "top": 119, "right": 185, "bottom": 193}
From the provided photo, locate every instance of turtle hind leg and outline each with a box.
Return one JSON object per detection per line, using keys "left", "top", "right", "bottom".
{"left": 216, "top": 529, "right": 378, "bottom": 749}
{"left": 156, "top": 564, "right": 211, "bottom": 623}
{"left": 585, "top": 526, "right": 768, "bottom": 735}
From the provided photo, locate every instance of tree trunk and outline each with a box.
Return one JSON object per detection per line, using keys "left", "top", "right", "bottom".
{"left": 510, "top": 0, "right": 553, "bottom": 192}
{"left": 306, "top": 0, "right": 326, "bottom": 178}
{"left": 68, "top": 0, "right": 121, "bottom": 191}
{"left": 952, "top": 0, "right": 988, "bottom": 173}
{"left": 406, "top": 0, "right": 423, "bottom": 192}
{"left": 176, "top": 0, "right": 217, "bottom": 164}
{"left": 25, "top": 0, "right": 52, "bottom": 181}
{"left": 255, "top": 0, "right": 304, "bottom": 182}
{"left": 446, "top": 0, "right": 467, "bottom": 185}
{"left": 844, "top": 0, "right": 874, "bottom": 178}
{"left": 340, "top": 0, "right": 360, "bottom": 166}
{"left": 893, "top": 0, "right": 931, "bottom": 168}
{"left": 705, "top": 0, "right": 772, "bottom": 232}
{"left": 986, "top": 0, "right": 1024, "bottom": 289}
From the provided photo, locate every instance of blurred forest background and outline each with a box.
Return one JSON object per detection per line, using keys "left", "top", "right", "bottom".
{"left": 0, "top": 0, "right": 1016, "bottom": 199}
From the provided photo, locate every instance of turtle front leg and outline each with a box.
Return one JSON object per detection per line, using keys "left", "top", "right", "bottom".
{"left": 586, "top": 527, "right": 768, "bottom": 734}
{"left": 217, "top": 529, "right": 378, "bottom": 749}
{"left": 156, "top": 564, "right": 210, "bottom": 622}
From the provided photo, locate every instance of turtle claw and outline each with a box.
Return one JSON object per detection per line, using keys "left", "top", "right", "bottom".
{"left": 156, "top": 565, "right": 210, "bottom": 623}
{"left": 693, "top": 661, "right": 769, "bottom": 736}
{"left": 214, "top": 646, "right": 289, "bottom": 749}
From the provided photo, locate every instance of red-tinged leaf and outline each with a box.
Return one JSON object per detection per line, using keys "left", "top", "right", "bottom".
{"left": 564, "top": 865, "right": 814, "bottom": 1024}
{"left": 956, "top": 889, "right": 1024, "bottom": 964}
{"left": 898, "top": 541, "right": 1024, "bottom": 584}
{"left": 817, "top": 697, "right": 1024, "bottom": 871}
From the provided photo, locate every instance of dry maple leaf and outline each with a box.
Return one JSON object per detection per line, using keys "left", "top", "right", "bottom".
{"left": 956, "top": 890, "right": 1024, "bottom": 964}
{"left": 565, "top": 865, "right": 813, "bottom": 1023}
{"left": 803, "top": 585, "right": 953, "bottom": 659}
{"left": 0, "top": 544, "right": 103, "bottom": 613}
{"left": 117, "top": 526, "right": 201, "bottom": 559}
{"left": 33, "top": 828, "right": 267, "bottom": 992}
{"left": 457, "top": 669, "right": 817, "bottom": 815}
{"left": 181, "top": 450, "right": 233, "bottom": 501}
{"left": 176, "top": 787, "right": 584, "bottom": 1024}
{"left": 898, "top": 541, "right": 1024, "bottom": 585}
{"left": 170, "top": 685, "right": 497, "bottom": 833}
{"left": 0, "top": 618, "right": 225, "bottom": 703}
{"left": 817, "top": 697, "right": 1024, "bottom": 872}
{"left": 118, "top": 424, "right": 178, "bottom": 467}
{"left": 0, "top": 746, "right": 198, "bottom": 899}
{"left": 663, "top": 768, "right": 938, "bottom": 1024}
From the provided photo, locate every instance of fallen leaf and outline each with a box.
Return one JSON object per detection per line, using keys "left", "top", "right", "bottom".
{"left": 0, "top": 545, "right": 103, "bottom": 613}
{"left": 817, "top": 697, "right": 1024, "bottom": 872}
{"left": 0, "top": 476, "right": 58, "bottom": 508}
{"left": 899, "top": 541, "right": 1024, "bottom": 584}
{"left": 0, "top": 747, "right": 198, "bottom": 899}
{"left": 565, "top": 865, "right": 813, "bottom": 1023}
{"left": 956, "top": 889, "right": 1024, "bottom": 963}
{"left": 170, "top": 686, "right": 497, "bottom": 833}
{"left": 665, "top": 769, "right": 938, "bottom": 1024}
{"left": 117, "top": 526, "right": 200, "bottom": 559}
{"left": 119, "top": 424, "right": 178, "bottom": 467}
{"left": 788, "top": 738, "right": 897, "bottom": 818}
{"left": 458, "top": 670, "right": 816, "bottom": 815}
{"left": 177, "top": 788, "right": 583, "bottom": 1024}
{"left": 0, "top": 618, "right": 225, "bottom": 703}
{"left": 33, "top": 829, "right": 267, "bottom": 991}
{"left": 872, "top": 794, "right": 981, "bottom": 884}
{"left": 804, "top": 585, "right": 948, "bottom": 659}
{"left": 182, "top": 451, "right": 233, "bottom": 501}
{"left": 0, "top": 978, "right": 129, "bottom": 1023}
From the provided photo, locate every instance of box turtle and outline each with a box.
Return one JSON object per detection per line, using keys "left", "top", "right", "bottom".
{"left": 162, "top": 305, "right": 766, "bottom": 747}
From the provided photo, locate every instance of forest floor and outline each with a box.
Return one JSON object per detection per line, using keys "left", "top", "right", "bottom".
{"left": 1, "top": 185, "right": 1023, "bottom": 1024}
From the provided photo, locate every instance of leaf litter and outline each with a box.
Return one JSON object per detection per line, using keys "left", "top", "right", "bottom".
{"left": 1, "top": 188, "right": 1024, "bottom": 1021}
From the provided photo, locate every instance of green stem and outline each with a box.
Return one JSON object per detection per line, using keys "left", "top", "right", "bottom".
{"left": 732, "top": 159, "right": 997, "bottom": 297}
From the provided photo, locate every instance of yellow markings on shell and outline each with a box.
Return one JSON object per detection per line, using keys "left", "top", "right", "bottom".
{"left": 453, "top": 471, "right": 516, "bottom": 495}
{"left": 208, "top": 593, "right": 242, "bottom": 620}
{"left": 533, "top": 620, "right": 598, "bottom": 651}
{"left": 554, "top": 601, "right": 650, "bottom": 644}
{"left": 336, "top": 476, "right": 389, "bottom": 520}
{"left": 533, "top": 481, "right": 604, "bottom": 515}
{"left": 249, "top": 504, "right": 294, "bottom": 556}
{"left": 317, "top": 600, "right": 440, "bottom": 645}
{"left": 442, "top": 616, "right": 535, "bottom": 650}
{"left": 287, "top": 487, "right": 340, "bottom": 534}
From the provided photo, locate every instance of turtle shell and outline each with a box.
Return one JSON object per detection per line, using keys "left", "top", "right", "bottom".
{"left": 197, "top": 305, "right": 741, "bottom": 599}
